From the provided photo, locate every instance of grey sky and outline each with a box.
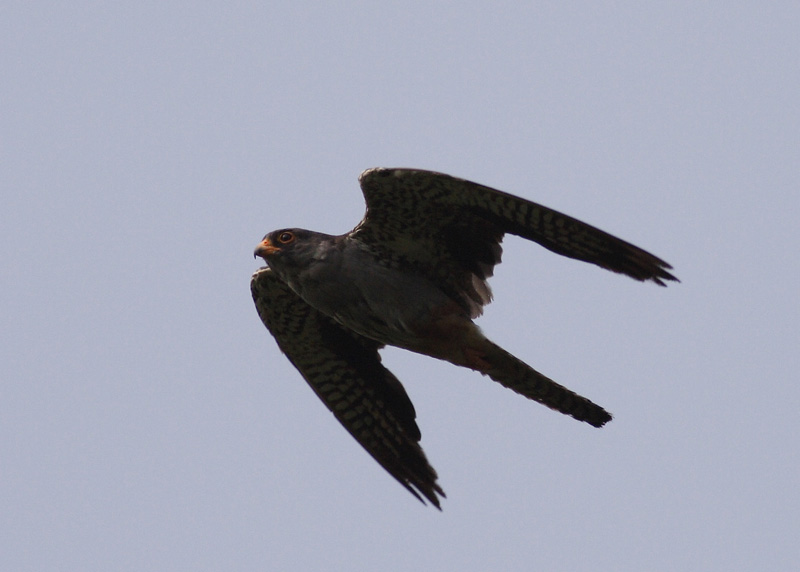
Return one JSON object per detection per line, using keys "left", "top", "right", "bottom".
{"left": 2, "top": 2, "right": 798, "bottom": 570}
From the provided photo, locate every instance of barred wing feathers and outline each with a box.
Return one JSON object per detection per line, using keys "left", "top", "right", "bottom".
{"left": 251, "top": 268, "right": 444, "bottom": 508}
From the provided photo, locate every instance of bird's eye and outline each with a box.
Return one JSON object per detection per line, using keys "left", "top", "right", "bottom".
{"left": 278, "top": 231, "right": 295, "bottom": 244}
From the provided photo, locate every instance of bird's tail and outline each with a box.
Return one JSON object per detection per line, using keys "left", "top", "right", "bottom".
{"left": 474, "top": 339, "right": 612, "bottom": 428}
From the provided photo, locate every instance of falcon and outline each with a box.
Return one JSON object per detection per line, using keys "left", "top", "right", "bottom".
{"left": 251, "top": 168, "right": 677, "bottom": 508}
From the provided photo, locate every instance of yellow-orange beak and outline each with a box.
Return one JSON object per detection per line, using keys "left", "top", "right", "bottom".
{"left": 254, "top": 238, "right": 280, "bottom": 259}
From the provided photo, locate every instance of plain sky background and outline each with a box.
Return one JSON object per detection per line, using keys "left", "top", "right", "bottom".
{"left": 2, "top": 2, "right": 798, "bottom": 570}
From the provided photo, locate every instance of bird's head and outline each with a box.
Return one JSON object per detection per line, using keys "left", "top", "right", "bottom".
{"left": 254, "top": 228, "right": 335, "bottom": 275}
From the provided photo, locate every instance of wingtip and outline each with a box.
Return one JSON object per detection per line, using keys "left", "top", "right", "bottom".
{"left": 398, "top": 480, "right": 445, "bottom": 510}
{"left": 422, "top": 486, "right": 446, "bottom": 511}
{"left": 651, "top": 268, "right": 680, "bottom": 287}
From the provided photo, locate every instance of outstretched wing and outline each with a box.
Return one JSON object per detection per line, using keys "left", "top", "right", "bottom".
{"left": 352, "top": 168, "right": 677, "bottom": 315}
{"left": 251, "top": 267, "right": 444, "bottom": 508}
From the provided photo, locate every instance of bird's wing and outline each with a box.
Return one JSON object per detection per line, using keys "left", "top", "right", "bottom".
{"left": 251, "top": 267, "right": 444, "bottom": 508}
{"left": 352, "top": 169, "right": 677, "bottom": 313}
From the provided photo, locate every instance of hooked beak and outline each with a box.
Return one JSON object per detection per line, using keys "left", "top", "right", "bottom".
{"left": 254, "top": 238, "right": 280, "bottom": 259}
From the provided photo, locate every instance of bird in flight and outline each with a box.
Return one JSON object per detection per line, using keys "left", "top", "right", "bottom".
{"left": 251, "top": 168, "right": 677, "bottom": 508}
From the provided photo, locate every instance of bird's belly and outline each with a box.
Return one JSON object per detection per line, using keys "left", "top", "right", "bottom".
{"left": 294, "top": 264, "right": 461, "bottom": 348}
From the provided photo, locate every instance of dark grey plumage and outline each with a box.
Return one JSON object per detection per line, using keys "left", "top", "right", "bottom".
{"left": 251, "top": 268, "right": 443, "bottom": 506}
{"left": 252, "top": 168, "right": 678, "bottom": 508}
